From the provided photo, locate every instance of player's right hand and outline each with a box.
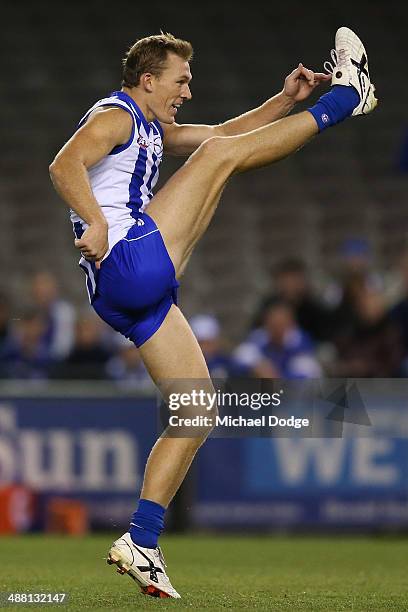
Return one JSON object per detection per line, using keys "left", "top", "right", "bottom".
{"left": 74, "top": 221, "right": 109, "bottom": 269}
{"left": 283, "top": 63, "right": 331, "bottom": 102}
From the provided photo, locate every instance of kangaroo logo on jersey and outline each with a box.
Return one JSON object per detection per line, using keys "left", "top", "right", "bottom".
{"left": 153, "top": 133, "right": 163, "bottom": 160}
{"left": 137, "top": 218, "right": 145, "bottom": 226}
{"left": 137, "top": 135, "right": 149, "bottom": 149}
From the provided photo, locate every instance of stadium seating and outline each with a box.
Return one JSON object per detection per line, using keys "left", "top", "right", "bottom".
{"left": 3, "top": 0, "right": 407, "bottom": 341}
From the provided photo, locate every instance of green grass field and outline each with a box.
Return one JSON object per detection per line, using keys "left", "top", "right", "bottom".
{"left": 0, "top": 534, "right": 407, "bottom": 611}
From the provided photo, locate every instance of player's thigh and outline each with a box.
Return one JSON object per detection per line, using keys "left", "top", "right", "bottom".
{"left": 139, "top": 304, "right": 210, "bottom": 382}
{"left": 140, "top": 305, "right": 216, "bottom": 428}
{"left": 147, "top": 137, "right": 235, "bottom": 276}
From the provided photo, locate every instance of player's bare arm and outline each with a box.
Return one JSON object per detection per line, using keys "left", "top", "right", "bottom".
{"left": 49, "top": 108, "right": 133, "bottom": 266}
{"left": 162, "top": 64, "right": 330, "bottom": 156}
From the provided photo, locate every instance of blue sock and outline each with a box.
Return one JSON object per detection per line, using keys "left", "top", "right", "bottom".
{"left": 129, "top": 498, "right": 166, "bottom": 549}
{"left": 308, "top": 85, "right": 360, "bottom": 132}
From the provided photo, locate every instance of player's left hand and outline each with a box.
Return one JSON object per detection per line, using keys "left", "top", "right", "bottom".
{"left": 283, "top": 63, "right": 331, "bottom": 102}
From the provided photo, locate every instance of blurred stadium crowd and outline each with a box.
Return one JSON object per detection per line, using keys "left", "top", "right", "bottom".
{"left": 2, "top": 1, "right": 407, "bottom": 377}
{"left": 2, "top": 236, "right": 408, "bottom": 383}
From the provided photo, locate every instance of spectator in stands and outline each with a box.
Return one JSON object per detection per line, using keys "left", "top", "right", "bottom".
{"left": 253, "top": 258, "right": 333, "bottom": 343}
{"left": 189, "top": 314, "right": 233, "bottom": 377}
{"left": 397, "top": 127, "right": 408, "bottom": 173}
{"left": 30, "top": 271, "right": 75, "bottom": 360}
{"left": 324, "top": 237, "right": 383, "bottom": 308}
{"left": 332, "top": 286, "right": 403, "bottom": 377}
{"left": 0, "top": 293, "right": 15, "bottom": 372}
{"left": 235, "top": 299, "right": 322, "bottom": 378}
{"left": 106, "top": 337, "right": 153, "bottom": 390}
{"left": 53, "top": 312, "right": 111, "bottom": 379}
{"left": 390, "top": 249, "right": 408, "bottom": 372}
{"left": 3, "top": 309, "right": 50, "bottom": 379}
{"left": 330, "top": 270, "right": 367, "bottom": 342}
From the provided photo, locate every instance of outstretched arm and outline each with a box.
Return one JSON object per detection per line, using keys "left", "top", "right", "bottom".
{"left": 163, "top": 64, "right": 330, "bottom": 155}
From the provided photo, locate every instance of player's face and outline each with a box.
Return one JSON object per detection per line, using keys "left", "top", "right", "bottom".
{"left": 149, "top": 53, "right": 192, "bottom": 124}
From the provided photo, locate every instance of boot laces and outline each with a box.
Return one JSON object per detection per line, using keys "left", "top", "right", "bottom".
{"left": 324, "top": 48, "right": 348, "bottom": 74}
{"left": 156, "top": 547, "right": 167, "bottom": 568}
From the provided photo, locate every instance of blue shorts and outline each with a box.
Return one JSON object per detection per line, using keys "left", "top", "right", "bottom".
{"left": 91, "top": 213, "right": 179, "bottom": 347}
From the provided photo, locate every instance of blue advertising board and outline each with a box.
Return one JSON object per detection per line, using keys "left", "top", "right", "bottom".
{"left": 0, "top": 393, "right": 158, "bottom": 528}
{"left": 1, "top": 388, "right": 407, "bottom": 530}
{"left": 194, "top": 433, "right": 408, "bottom": 528}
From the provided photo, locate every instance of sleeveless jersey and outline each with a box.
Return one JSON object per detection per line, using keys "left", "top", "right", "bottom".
{"left": 71, "top": 91, "right": 164, "bottom": 299}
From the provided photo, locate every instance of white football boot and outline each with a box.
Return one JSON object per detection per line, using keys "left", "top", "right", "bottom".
{"left": 107, "top": 532, "right": 181, "bottom": 599}
{"left": 324, "top": 26, "right": 378, "bottom": 115}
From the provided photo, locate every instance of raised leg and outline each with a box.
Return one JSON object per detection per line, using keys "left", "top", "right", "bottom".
{"left": 147, "top": 111, "right": 318, "bottom": 275}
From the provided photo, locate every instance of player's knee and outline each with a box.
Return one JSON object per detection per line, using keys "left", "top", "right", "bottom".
{"left": 197, "top": 403, "right": 217, "bottom": 443}
{"left": 167, "top": 403, "right": 217, "bottom": 445}
{"left": 190, "top": 412, "right": 216, "bottom": 447}
{"left": 196, "top": 136, "right": 235, "bottom": 167}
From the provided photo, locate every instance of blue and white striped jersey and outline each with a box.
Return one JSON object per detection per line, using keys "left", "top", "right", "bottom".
{"left": 71, "top": 91, "right": 164, "bottom": 298}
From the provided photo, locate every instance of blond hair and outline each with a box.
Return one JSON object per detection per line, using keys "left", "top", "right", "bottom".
{"left": 122, "top": 32, "right": 193, "bottom": 88}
